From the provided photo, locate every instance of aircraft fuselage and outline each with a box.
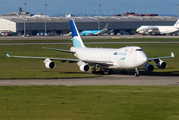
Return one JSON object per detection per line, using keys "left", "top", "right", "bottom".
{"left": 70, "top": 46, "right": 148, "bottom": 69}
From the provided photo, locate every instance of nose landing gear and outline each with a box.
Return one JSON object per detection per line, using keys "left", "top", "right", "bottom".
{"left": 135, "top": 68, "right": 140, "bottom": 77}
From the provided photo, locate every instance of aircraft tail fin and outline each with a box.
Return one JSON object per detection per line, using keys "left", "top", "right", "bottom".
{"left": 70, "top": 20, "right": 86, "bottom": 48}
{"left": 103, "top": 23, "right": 108, "bottom": 30}
{"left": 174, "top": 19, "right": 179, "bottom": 27}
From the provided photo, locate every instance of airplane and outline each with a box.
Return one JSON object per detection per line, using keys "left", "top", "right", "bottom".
{"left": 63, "top": 32, "right": 72, "bottom": 36}
{"left": 5, "top": 20, "right": 175, "bottom": 77}
{"left": 136, "top": 19, "right": 179, "bottom": 35}
{"left": 81, "top": 23, "right": 108, "bottom": 36}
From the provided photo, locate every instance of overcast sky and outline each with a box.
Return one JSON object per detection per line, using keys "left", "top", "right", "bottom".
{"left": 0, "top": 0, "right": 179, "bottom": 16}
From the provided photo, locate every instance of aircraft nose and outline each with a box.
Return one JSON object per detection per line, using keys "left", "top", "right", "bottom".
{"left": 136, "top": 52, "right": 148, "bottom": 66}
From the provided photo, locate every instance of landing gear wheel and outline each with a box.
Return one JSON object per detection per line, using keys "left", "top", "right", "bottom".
{"left": 92, "top": 71, "right": 105, "bottom": 75}
{"left": 135, "top": 73, "right": 140, "bottom": 77}
{"left": 135, "top": 68, "right": 140, "bottom": 77}
{"left": 98, "top": 71, "right": 105, "bottom": 75}
{"left": 92, "top": 71, "right": 98, "bottom": 74}
{"left": 108, "top": 70, "right": 115, "bottom": 75}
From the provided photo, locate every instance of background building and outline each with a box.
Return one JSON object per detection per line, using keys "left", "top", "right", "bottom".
{"left": 0, "top": 8, "right": 178, "bottom": 35}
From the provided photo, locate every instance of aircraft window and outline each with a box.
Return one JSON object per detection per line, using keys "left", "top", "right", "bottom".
{"left": 135, "top": 49, "right": 143, "bottom": 51}
{"left": 113, "top": 52, "right": 118, "bottom": 55}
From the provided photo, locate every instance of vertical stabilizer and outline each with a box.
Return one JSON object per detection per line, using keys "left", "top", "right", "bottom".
{"left": 70, "top": 20, "right": 86, "bottom": 48}
{"left": 174, "top": 19, "right": 179, "bottom": 27}
{"left": 103, "top": 23, "right": 108, "bottom": 30}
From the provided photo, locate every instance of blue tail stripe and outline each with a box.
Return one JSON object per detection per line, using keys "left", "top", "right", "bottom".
{"left": 70, "top": 20, "right": 78, "bottom": 37}
{"left": 73, "top": 38, "right": 82, "bottom": 48}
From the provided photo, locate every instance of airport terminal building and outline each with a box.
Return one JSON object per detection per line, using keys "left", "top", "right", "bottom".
{"left": 0, "top": 8, "right": 178, "bottom": 35}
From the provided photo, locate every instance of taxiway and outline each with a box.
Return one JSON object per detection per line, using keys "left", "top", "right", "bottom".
{"left": 0, "top": 75, "right": 179, "bottom": 86}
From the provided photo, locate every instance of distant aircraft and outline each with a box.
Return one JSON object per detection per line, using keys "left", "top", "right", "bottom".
{"left": 81, "top": 23, "right": 108, "bottom": 36}
{"left": 63, "top": 32, "right": 72, "bottom": 36}
{"left": 136, "top": 19, "right": 179, "bottom": 35}
{"left": 5, "top": 20, "right": 175, "bottom": 77}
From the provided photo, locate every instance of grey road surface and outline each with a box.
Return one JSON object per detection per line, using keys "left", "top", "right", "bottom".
{"left": 0, "top": 75, "right": 179, "bottom": 86}
{"left": 1, "top": 35, "right": 179, "bottom": 40}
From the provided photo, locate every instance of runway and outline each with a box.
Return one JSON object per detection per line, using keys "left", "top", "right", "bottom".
{"left": 0, "top": 75, "right": 179, "bottom": 86}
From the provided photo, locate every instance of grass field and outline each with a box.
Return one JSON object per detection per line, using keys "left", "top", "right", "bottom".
{"left": 0, "top": 38, "right": 178, "bottom": 79}
{"left": 0, "top": 85, "right": 179, "bottom": 120}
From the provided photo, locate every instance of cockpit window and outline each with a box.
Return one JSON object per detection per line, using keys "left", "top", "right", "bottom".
{"left": 135, "top": 49, "right": 143, "bottom": 51}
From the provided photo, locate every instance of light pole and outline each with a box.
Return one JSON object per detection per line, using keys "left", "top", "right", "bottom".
{"left": 24, "top": 3, "right": 26, "bottom": 36}
{"left": 98, "top": 4, "right": 101, "bottom": 30}
{"left": 178, "top": 4, "right": 179, "bottom": 18}
{"left": 45, "top": 4, "right": 47, "bottom": 35}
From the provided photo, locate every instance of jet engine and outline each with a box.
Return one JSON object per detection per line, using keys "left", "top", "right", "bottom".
{"left": 77, "top": 61, "right": 90, "bottom": 72}
{"left": 144, "top": 63, "right": 154, "bottom": 72}
{"left": 79, "top": 64, "right": 90, "bottom": 72}
{"left": 155, "top": 59, "right": 167, "bottom": 69}
{"left": 44, "top": 58, "right": 56, "bottom": 69}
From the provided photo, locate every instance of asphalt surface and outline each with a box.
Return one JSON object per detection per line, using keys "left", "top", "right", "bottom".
{"left": 0, "top": 75, "right": 179, "bottom": 86}
{"left": 1, "top": 35, "right": 179, "bottom": 40}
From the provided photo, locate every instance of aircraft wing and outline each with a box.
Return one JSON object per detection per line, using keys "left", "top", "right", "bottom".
{"left": 42, "top": 47, "right": 74, "bottom": 53}
{"left": 5, "top": 52, "right": 113, "bottom": 65}
{"left": 5, "top": 52, "right": 79, "bottom": 62}
{"left": 148, "top": 52, "right": 175, "bottom": 61}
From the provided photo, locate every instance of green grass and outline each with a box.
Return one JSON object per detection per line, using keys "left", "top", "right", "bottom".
{"left": 0, "top": 85, "right": 179, "bottom": 120}
{"left": 0, "top": 39, "right": 179, "bottom": 79}
{"left": 0, "top": 38, "right": 179, "bottom": 119}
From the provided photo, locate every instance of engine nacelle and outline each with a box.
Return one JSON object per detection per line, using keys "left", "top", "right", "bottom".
{"left": 144, "top": 63, "right": 154, "bottom": 72}
{"left": 79, "top": 64, "right": 90, "bottom": 72}
{"left": 44, "top": 58, "right": 56, "bottom": 69}
{"left": 155, "top": 59, "right": 167, "bottom": 69}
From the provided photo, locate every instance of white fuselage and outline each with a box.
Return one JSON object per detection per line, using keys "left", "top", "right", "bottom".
{"left": 137, "top": 26, "right": 179, "bottom": 34}
{"left": 70, "top": 46, "right": 148, "bottom": 69}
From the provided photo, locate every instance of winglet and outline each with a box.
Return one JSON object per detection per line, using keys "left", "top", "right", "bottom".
{"left": 5, "top": 52, "right": 10, "bottom": 57}
{"left": 171, "top": 52, "right": 175, "bottom": 57}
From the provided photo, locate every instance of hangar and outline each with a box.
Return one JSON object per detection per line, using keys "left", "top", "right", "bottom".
{"left": 0, "top": 11, "right": 178, "bottom": 35}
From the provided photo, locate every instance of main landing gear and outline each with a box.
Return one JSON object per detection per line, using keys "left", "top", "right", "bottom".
{"left": 135, "top": 68, "right": 140, "bottom": 77}
{"left": 91, "top": 65, "right": 115, "bottom": 75}
{"left": 92, "top": 69, "right": 115, "bottom": 75}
